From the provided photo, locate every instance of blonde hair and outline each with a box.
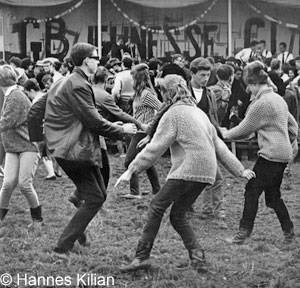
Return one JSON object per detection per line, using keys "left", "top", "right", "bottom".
{"left": 160, "top": 74, "right": 195, "bottom": 104}
{"left": 0, "top": 64, "right": 18, "bottom": 87}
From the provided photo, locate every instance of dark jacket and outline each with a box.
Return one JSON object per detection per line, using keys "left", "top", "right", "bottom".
{"left": 189, "top": 84, "right": 219, "bottom": 126}
{"left": 268, "top": 70, "right": 286, "bottom": 97}
{"left": 93, "top": 85, "right": 142, "bottom": 129}
{"left": 283, "top": 86, "right": 299, "bottom": 123}
{"left": 38, "top": 68, "right": 124, "bottom": 166}
{"left": 147, "top": 83, "right": 222, "bottom": 139}
{"left": 27, "top": 93, "right": 47, "bottom": 143}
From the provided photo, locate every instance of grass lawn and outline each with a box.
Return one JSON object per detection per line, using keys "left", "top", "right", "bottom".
{"left": 0, "top": 154, "right": 299, "bottom": 288}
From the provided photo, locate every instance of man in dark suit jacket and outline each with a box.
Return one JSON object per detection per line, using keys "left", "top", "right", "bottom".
{"left": 30, "top": 43, "right": 137, "bottom": 254}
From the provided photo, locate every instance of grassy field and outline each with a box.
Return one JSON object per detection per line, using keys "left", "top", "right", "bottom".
{"left": 0, "top": 154, "right": 299, "bottom": 288}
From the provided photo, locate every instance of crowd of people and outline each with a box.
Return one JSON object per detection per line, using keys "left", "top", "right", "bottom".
{"left": 0, "top": 39, "right": 298, "bottom": 272}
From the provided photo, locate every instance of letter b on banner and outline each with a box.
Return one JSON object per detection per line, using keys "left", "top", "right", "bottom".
{"left": 45, "top": 19, "right": 69, "bottom": 61}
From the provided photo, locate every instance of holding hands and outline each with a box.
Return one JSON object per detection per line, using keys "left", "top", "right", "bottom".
{"left": 242, "top": 169, "right": 256, "bottom": 180}
{"left": 122, "top": 123, "right": 137, "bottom": 135}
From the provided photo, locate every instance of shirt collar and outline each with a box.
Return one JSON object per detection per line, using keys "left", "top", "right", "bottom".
{"left": 73, "top": 67, "right": 89, "bottom": 82}
{"left": 5, "top": 84, "right": 18, "bottom": 97}
{"left": 255, "top": 86, "right": 273, "bottom": 100}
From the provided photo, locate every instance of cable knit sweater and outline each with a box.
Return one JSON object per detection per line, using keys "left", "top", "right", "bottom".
{"left": 223, "top": 86, "right": 298, "bottom": 163}
{"left": 128, "top": 101, "right": 244, "bottom": 184}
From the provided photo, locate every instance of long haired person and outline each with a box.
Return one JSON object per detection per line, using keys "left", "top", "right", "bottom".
{"left": 115, "top": 74, "right": 255, "bottom": 272}
{"left": 122, "top": 63, "right": 162, "bottom": 199}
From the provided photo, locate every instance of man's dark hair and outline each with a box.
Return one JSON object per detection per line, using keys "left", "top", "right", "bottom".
{"left": 70, "top": 43, "right": 96, "bottom": 66}
{"left": 279, "top": 42, "right": 287, "bottom": 49}
{"left": 148, "top": 58, "right": 162, "bottom": 71}
{"left": 9, "top": 56, "right": 22, "bottom": 67}
{"left": 94, "top": 66, "right": 108, "bottom": 84}
{"left": 250, "top": 40, "right": 258, "bottom": 47}
{"left": 23, "top": 78, "right": 41, "bottom": 92}
{"left": 42, "top": 73, "right": 53, "bottom": 84}
{"left": 259, "top": 40, "right": 266, "bottom": 45}
{"left": 216, "top": 64, "right": 234, "bottom": 81}
{"left": 53, "top": 60, "right": 62, "bottom": 71}
{"left": 63, "top": 57, "right": 74, "bottom": 72}
{"left": 21, "top": 57, "right": 33, "bottom": 70}
{"left": 122, "top": 57, "right": 133, "bottom": 69}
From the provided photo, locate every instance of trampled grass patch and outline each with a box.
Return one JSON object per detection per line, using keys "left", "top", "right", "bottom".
{"left": 0, "top": 155, "right": 299, "bottom": 287}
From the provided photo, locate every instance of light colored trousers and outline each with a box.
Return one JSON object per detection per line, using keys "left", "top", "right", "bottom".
{"left": 201, "top": 166, "right": 225, "bottom": 218}
{"left": 0, "top": 152, "right": 40, "bottom": 209}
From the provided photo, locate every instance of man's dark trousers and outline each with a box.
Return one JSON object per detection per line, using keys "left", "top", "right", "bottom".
{"left": 55, "top": 158, "right": 106, "bottom": 252}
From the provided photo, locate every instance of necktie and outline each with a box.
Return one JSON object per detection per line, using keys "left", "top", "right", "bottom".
{"left": 282, "top": 53, "right": 285, "bottom": 65}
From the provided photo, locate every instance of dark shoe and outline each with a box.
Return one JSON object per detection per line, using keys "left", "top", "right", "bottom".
{"left": 119, "top": 258, "right": 152, "bottom": 272}
{"left": 0, "top": 208, "right": 8, "bottom": 221}
{"left": 77, "top": 233, "right": 90, "bottom": 247}
{"left": 53, "top": 247, "right": 71, "bottom": 257}
{"left": 188, "top": 248, "right": 209, "bottom": 273}
{"left": 283, "top": 228, "right": 295, "bottom": 244}
{"left": 68, "top": 195, "right": 83, "bottom": 208}
{"left": 226, "top": 228, "right": 251, "bottom": 244}
{"left": 30, "top": 205, "right": 43, "bottom": 222}
{"left": 135, "top": 241, "right": 153, "bottom": 260}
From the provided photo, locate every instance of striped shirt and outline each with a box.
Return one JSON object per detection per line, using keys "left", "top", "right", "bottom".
{"left": 133, "top": 89, "right": 162, "bottom": 125}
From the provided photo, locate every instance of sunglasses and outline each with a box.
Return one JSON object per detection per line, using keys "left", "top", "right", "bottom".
{"left": 89, "top": 56, "right": 100, "bottom": 61}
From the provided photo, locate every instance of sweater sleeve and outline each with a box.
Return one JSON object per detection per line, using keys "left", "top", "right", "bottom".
{"left": 128, "top": 110, "right": 177, "bottom": 174}
{"left": 211, "top": 126, "right": 244, "bottom": 177}
{"left": 0, "top": 91, "right": 29, "bottom": 132}
{"left": 69, "top": 85, "right": 125, "bottom": 140}
{"left": 223, "top": 101, "right": 264, "bottom": 140}
{"left": 102, "top": 95, "right": 142, "bottom": 129}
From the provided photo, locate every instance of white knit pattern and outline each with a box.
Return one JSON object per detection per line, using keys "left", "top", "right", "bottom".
{"left": 129, "top": 102, "right": 244, "bottom": 184}
{"left": 224, "top": 87, "right": 298, "bottom": 163}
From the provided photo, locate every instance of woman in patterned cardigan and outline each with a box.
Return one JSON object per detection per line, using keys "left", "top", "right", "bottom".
{"left": 122, "top": 63, "right": 162, "bottom": 199}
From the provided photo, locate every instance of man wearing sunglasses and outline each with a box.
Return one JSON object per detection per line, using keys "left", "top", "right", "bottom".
{"left": 41, "top": 42, "right": 137, "bottom": 254}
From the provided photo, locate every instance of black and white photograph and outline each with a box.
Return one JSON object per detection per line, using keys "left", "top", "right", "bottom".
{"left": 0, "top": 0, "right": 299, "bottom": 287}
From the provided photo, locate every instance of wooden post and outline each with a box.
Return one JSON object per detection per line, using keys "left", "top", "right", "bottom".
{"left": 98, "top": 0, "right": 102, "bottom": 57}
{"left": 228, "top": 0, "right": 232, "bottom": 56}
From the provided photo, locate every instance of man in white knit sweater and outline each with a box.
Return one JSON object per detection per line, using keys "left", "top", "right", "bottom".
{"left": 221, "top": 61, "right": 298, "bottom": 244}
